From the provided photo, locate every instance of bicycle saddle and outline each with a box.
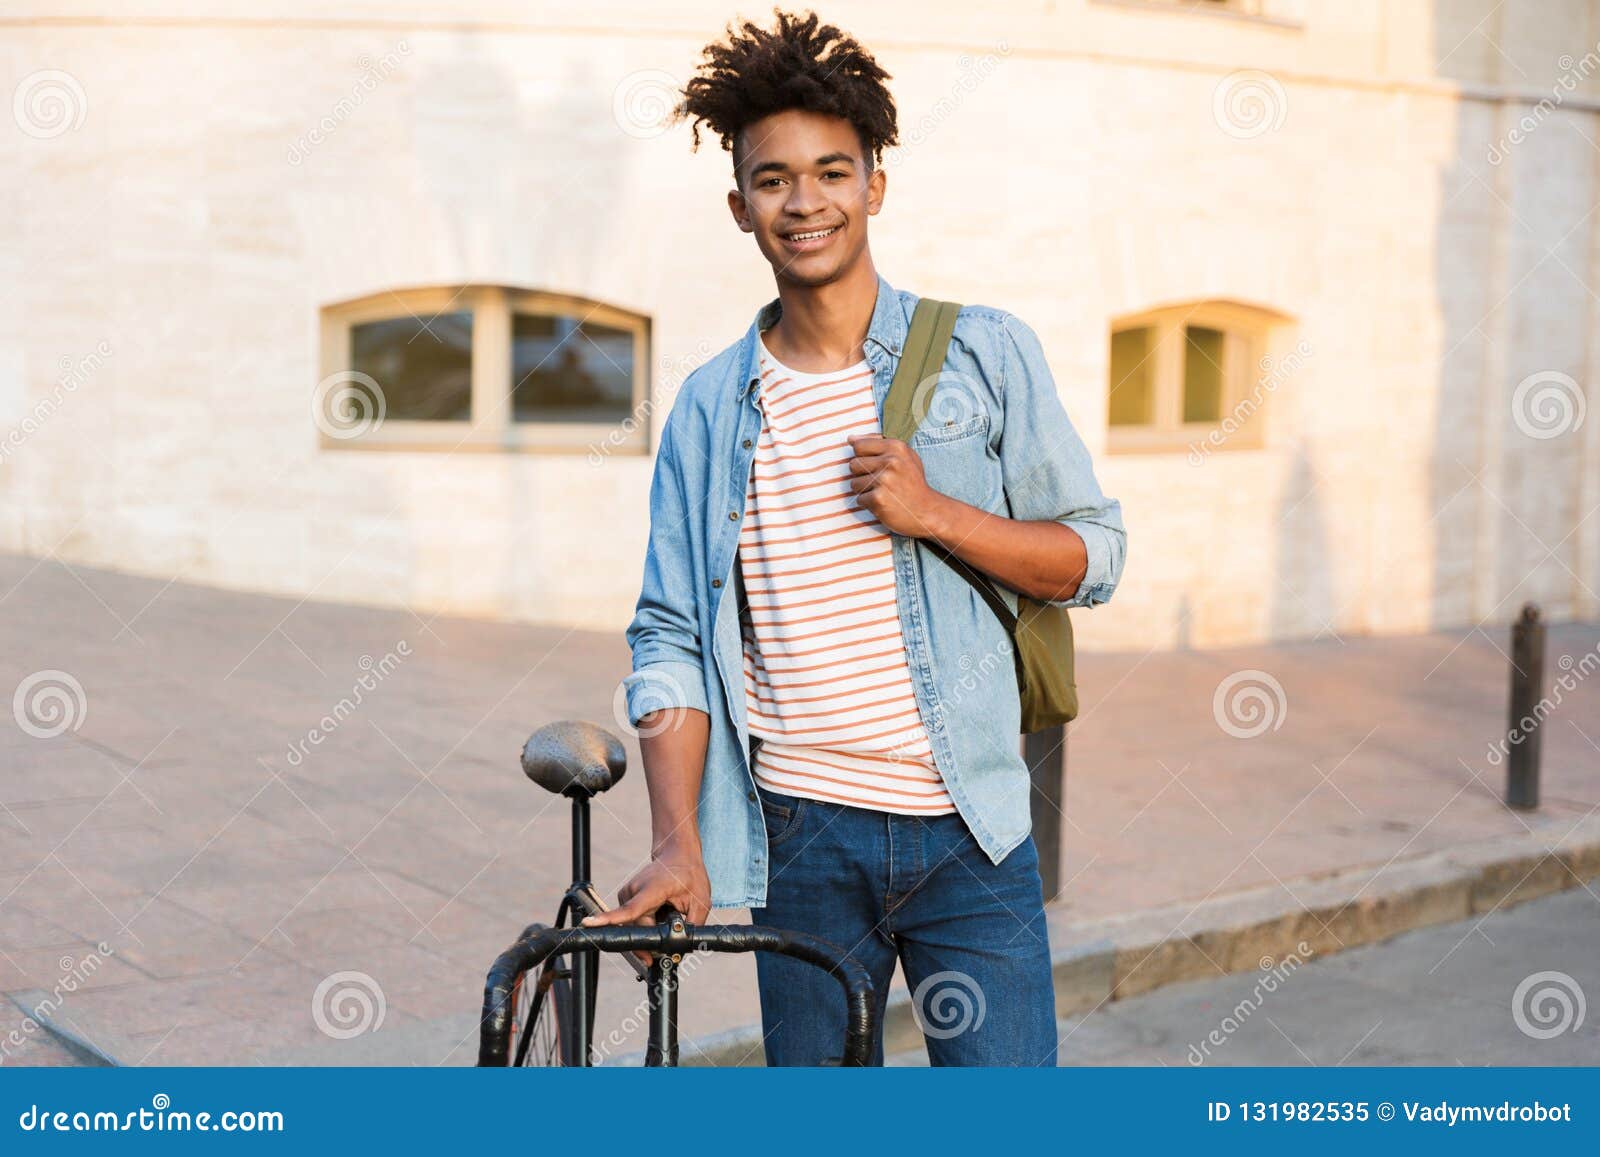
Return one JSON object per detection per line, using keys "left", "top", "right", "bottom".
{"left": 521, "top": 720, "right": 626, "bottom": 796}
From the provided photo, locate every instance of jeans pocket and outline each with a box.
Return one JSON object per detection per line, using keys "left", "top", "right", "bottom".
{"left": 758, "top": 787, "right": 807, "bottom": 847}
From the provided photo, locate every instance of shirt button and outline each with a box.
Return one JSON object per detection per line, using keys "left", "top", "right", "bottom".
{"left": 743, "top": 438, "right": 752, "bottom": 449}
{"left": 712, "top": 578, "right": 722, "bottom": 588}
{"left": 747, "top": 790, "right": 757, "bottom": 802}
{"left": 728, "top": 511, "right": 738, "bottom": 521}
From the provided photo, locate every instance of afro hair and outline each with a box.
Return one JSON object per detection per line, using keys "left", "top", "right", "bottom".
{"left": 670, "top": 8, "right": 900, "bottom": 185}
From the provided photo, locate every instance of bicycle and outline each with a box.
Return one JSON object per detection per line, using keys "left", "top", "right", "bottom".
{"left": 477, "top": 719, "right": 878, "bottom": 1067}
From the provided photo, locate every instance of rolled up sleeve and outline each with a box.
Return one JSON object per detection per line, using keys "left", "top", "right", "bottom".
{"left": 997, "top": 312, "right": 1127, "bottom": 610}
{"left": 621, "top": 408, "right": 711, "bottom": 726}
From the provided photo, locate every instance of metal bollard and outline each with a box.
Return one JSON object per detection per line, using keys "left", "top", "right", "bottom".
{"left": 1505, "top": 602, "right": 1545, "bottom": 810}
{"left": 1025, "top": 724, "right": 1067, "bottom": 902}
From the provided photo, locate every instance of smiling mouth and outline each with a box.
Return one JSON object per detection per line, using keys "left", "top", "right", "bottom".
{"left": 781, "top": 223, "right": 842, "bottom": 248}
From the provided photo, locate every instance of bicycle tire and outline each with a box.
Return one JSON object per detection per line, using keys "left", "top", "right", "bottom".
{"left": 507, "top": 959, "right": 576, "bottom": 1066}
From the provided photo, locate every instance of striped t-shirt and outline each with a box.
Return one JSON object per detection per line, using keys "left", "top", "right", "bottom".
{"left": 738, "top": 331, "right": 956, "bottom": 815}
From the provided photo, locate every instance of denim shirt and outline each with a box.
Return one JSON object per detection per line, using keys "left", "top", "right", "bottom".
{"left": 621, "top": 272, "right": 1126, "bottom": 908}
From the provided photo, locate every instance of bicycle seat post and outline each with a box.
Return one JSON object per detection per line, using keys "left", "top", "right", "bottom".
{"left": 570, "top": 790, "right": 591, "bottom": 891}
{"left": 570, "top": 791, "right": 596, "bottom": 1064}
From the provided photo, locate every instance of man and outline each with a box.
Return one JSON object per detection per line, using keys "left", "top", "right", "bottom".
{"left": 584, "top": 9, "right": 1126, "bottom": 1066}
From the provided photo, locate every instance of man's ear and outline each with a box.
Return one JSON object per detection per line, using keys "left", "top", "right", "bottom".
{"left": 728, "top": 186, "right": 755, "bottom": 234}
{"left": 866, "top": 163, "right": 886, "bottom": 217}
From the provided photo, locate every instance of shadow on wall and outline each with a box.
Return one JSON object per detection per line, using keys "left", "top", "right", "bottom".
{"left": 1268, "top": 439, "right": 1335, "bottom": 642}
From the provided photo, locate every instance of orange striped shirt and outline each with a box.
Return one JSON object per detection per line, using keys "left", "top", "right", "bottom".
{"left": 739, "top": 332, "right": 956, "bottom": 815}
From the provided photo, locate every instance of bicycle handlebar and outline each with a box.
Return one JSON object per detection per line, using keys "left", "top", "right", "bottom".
{"left": 479, "top": 912, "right": 876, "bottom": 1066}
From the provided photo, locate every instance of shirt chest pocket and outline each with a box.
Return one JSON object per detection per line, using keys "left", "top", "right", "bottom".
{"left": 910, "top": 412, "right": 998, "bottom": 510}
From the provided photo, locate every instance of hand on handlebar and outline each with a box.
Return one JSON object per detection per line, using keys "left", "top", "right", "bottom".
{"left": 581, "top": 844, "right": 711, "bottom": 966}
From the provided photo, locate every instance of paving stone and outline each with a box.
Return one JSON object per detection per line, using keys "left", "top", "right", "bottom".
{"left": 0, "top": 942, "right": 152, "bottom": 994}
{"left": 26, "top": 958, "right": 329, "bottom": 1039}
{"left": 0, "top": 903, "right": 81, "bottom": 952}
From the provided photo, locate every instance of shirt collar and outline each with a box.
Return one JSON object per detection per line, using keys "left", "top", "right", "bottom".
{"left": 737, "top": 271, "right": 906, "bottom": 398}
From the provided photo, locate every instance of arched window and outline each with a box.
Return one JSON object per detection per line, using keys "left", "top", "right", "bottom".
{"left": 1106, "top": 300, "right": 1288, "bottom": 454}
{"left": 318, "top": 286, "right": 650, "bottom": 453}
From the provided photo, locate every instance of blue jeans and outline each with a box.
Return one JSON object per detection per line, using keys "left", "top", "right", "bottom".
{"left": 748, "top": 784, "right": 1059, "bottom": 1066}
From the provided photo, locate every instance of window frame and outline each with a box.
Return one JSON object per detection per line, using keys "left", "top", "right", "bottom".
{"left": 1105, "top": 300, "right": 1279, "bottom": 456}
{"left": 318, "top": 284, "right": 651, "bottom": 454}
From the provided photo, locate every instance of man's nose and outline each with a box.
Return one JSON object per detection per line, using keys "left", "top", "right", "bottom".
{"left": 784, "top": 176, "right": 826, "bottom": 215}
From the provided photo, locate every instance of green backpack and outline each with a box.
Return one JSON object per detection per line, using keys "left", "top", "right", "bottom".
{"left": 881, "top": 297, "right": 1079, "bottom": 732}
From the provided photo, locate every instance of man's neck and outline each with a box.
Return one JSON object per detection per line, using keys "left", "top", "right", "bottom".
{"left": 761, "top": 257, "right": 879, "bottom": 374}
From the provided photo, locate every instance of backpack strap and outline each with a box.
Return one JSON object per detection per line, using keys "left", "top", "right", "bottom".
{"left": 882, "top": 298, "right": 961, "bottom": 444}
{"left": 882, "top": 297, "right": 1020, "bottom": 636}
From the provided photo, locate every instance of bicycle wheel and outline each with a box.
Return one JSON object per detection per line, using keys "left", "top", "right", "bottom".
{"left": 507, "top": 958, "right": 576, "bottom": 1066}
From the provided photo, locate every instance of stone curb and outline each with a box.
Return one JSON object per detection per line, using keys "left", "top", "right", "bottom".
{"left": 638, "top": 813, "right": 1600, "bottom": 1066}
{"left": 5, "top": 990, "right": 120, "bottom": 1067}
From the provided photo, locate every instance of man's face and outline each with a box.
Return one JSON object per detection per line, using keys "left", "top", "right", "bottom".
{"left": 728, "top": 108, "right": 884, "bottom": 288}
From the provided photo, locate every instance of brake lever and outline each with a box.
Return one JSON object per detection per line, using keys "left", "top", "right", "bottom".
{"left": 571, "top": 883, "right": 651, "bottom": 980}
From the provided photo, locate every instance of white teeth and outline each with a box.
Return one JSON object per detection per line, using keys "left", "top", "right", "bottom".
{"left": 789, "top": 226, "right": 838, "bottom": 241}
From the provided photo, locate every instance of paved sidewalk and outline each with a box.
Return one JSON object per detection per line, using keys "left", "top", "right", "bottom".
{"left": 1, "top": 551, "right": 1597, "bottom": 1065}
